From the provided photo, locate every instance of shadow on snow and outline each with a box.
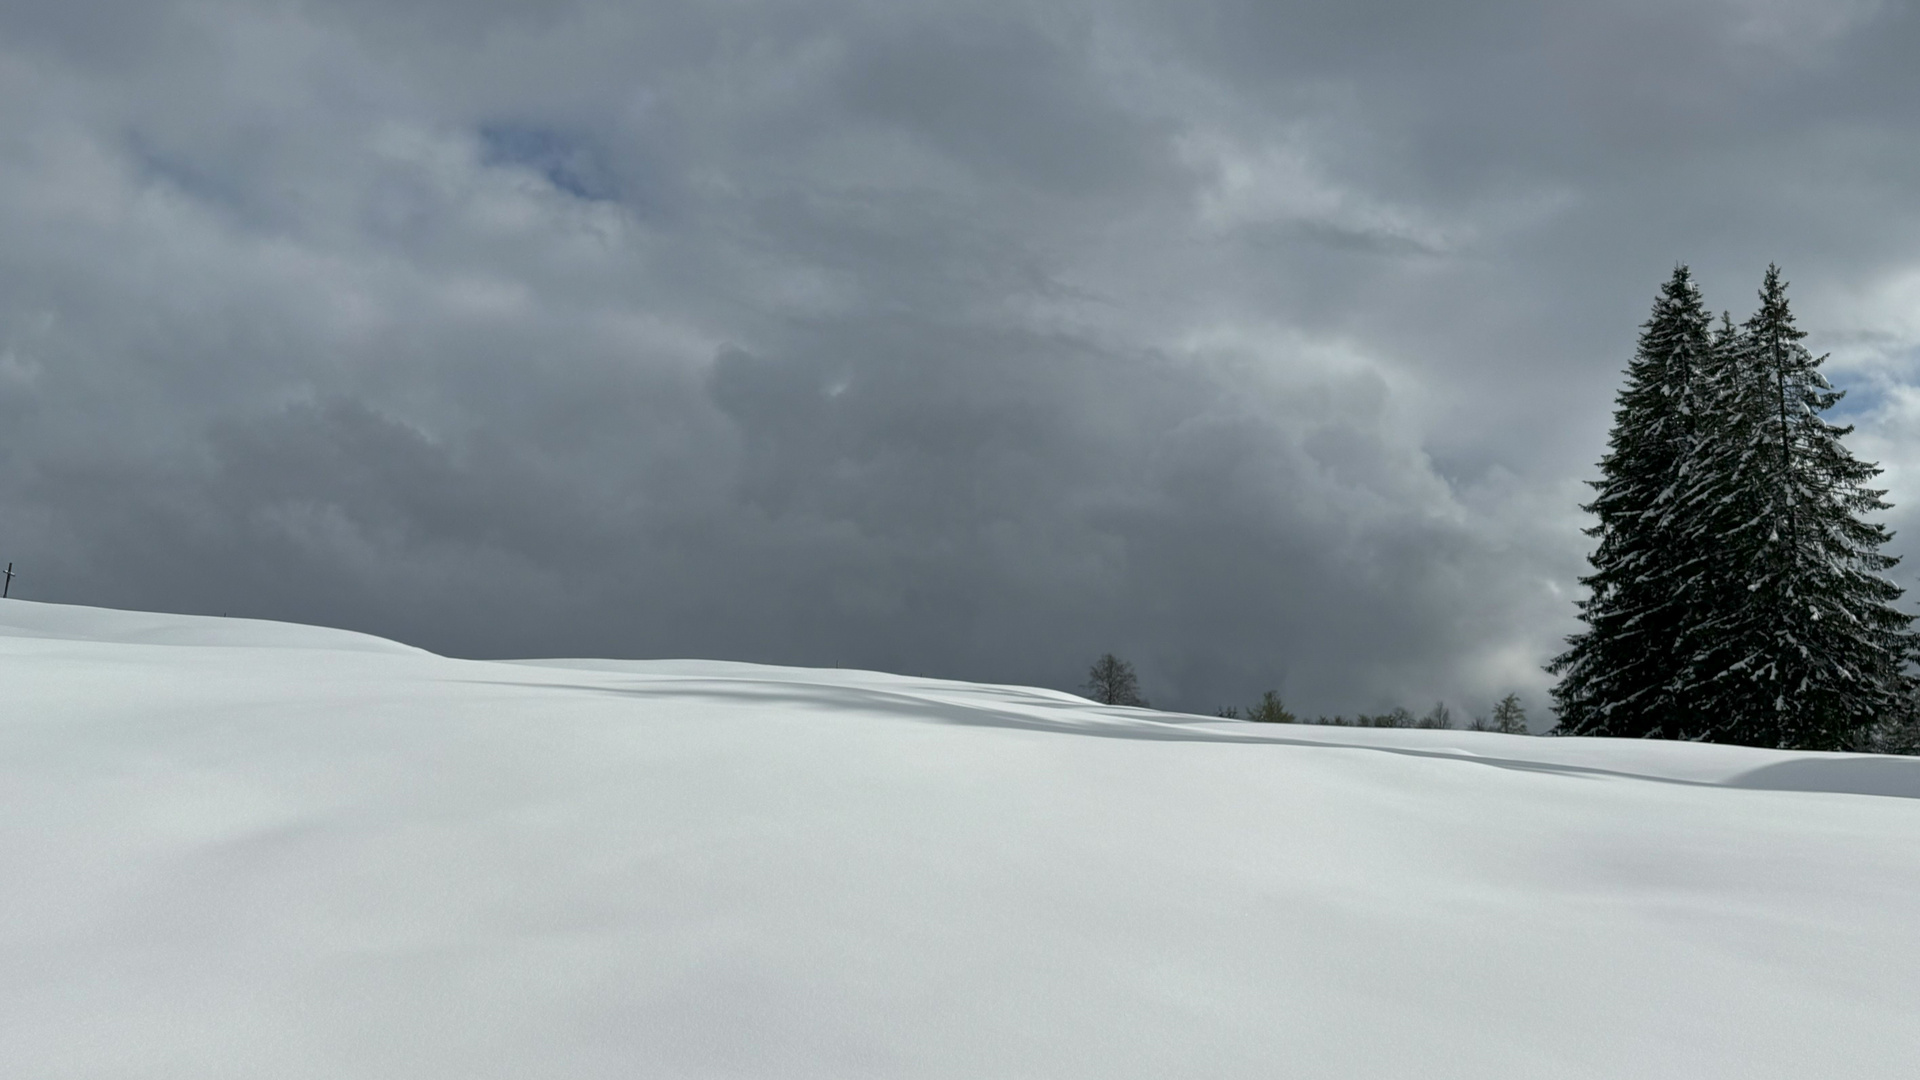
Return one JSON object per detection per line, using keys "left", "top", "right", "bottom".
{"left": 459, "top": 675, "right": 1920, "bottom": 801}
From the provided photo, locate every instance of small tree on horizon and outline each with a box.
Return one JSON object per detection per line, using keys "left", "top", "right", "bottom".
{"left": 1246, "top": 691, "right": 1296, "bottom": 724}
{"left": 1491, "top": 693, "right": 1529, "bottom": 735}
{"left": 1084, "top": 653, "right": 1148, "bottom": 707}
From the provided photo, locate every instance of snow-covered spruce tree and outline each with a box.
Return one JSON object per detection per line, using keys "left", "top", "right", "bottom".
{"left": 1850, "top": 705, "right": 1920, "bottom": 755}
{"left": 1669, "top": 266, "right": 1915, "bottom": 749}
{"left": 1550, "top": 266, "right": 1713, "bottom": 737}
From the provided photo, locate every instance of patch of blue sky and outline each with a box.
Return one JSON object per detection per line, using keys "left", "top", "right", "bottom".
{"left": 1826, "top": 340, "right": 1920, "bottom": 424}
{"left": 478, "top": 123, "right": 622, "bottom": 204}
{"left": 1828, "top": 381, "right": 1890, "bottom": 425}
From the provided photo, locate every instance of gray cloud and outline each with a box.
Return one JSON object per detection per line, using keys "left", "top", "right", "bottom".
{"left": 2, "top": 0, "right": 1918, "bottom": 717}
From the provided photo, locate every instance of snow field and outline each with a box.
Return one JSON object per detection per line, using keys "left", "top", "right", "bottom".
{"left": 3, "top": 600, "right": 1918, "bottom": 1079}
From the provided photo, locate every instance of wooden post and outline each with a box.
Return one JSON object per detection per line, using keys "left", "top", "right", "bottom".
{"left": 2, "top": 562, "right": 11, "bottom": 598}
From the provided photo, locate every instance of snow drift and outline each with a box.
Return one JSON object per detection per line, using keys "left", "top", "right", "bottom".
{"left": 3, "top": 599, "right": 1917, "bottom": 1079}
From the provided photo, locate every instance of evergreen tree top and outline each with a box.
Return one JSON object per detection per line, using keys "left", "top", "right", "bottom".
{"left": 1746, "top": 264, "right": 1807, "bottom": 344}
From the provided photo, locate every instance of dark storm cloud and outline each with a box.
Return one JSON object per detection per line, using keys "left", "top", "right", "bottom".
{"left": 3, "top": 0, "right": 1919, "bottom": 717}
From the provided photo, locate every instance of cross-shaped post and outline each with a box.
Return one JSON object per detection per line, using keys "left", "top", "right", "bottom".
{"left": 3, "top": 562, "right": 12, "bottom": 599}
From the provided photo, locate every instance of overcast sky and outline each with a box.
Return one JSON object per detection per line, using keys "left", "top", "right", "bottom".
{"left": 3, "top": 0, "right": 1919, "bottom": 717}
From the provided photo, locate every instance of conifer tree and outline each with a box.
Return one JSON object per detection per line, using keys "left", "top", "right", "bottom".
{"left": 1671, "top": 266, "right": 1915, "bottom": 748}
{"left": 1550, "top": 266, "right": 1713, "bottom": 736}
{"left": 1491, "top": 693, "right": 1529, "bottom": 735}
{"left": 1246, "top": 691, "right": 1296, "bottom": 723}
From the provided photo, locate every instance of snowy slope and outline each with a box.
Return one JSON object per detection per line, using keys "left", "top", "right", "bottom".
{"left": 3, "top": 599, "right": 1918, "bottom": 1079}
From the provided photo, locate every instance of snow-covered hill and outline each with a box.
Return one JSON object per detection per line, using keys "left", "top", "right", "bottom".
{"left": 4, "top": 599, "right": 1917, "bottom": 1079}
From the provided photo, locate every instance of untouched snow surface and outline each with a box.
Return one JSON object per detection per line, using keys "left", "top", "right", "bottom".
{"left": 4, "top": 599, "right": 1919, "bottom": 1079}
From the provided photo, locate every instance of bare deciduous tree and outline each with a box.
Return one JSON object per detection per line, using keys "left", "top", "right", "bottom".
{"left": 1084, "top": 653, "right": 1148, "bottom": 707}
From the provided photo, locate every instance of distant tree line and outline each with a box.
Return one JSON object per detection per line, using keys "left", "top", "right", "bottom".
{"left": 1086, "top": 655, "right": 1535, "bottom": 734}
{"left": 1217, "top": 693, "right": 1530, "bottom": 734}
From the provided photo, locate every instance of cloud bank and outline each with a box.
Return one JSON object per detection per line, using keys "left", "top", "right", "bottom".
{"left": 2, "top": 0, "right": 1918, "bottom": 715}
